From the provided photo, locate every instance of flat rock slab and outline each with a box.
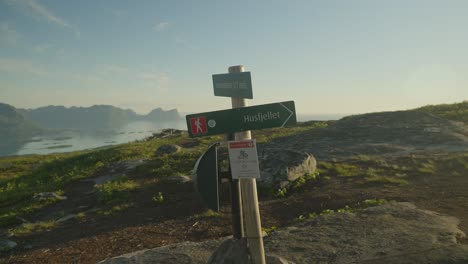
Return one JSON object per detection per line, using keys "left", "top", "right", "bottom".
{"left": 98, "top": 238, "right": 226, "bottom": 264}
{"left": 98, "top": 203, "right": 468, "bottom": 264}
{"left": 266, "top": 202, "right": 468, "bottom": 264}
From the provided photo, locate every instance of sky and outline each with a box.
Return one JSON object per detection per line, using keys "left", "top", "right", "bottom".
{"left": 0, "top": 0, "right": 467, "bottom": 116}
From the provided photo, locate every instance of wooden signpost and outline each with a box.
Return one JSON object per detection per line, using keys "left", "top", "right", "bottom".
{"left": 188, "top": 65, "right": 297, "bottom": 264}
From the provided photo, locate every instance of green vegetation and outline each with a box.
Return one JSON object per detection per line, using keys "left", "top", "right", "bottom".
{"left": 296, "top": 199, "right": 389, "bottom": 222}
{"left": 8, "top": 220, "right": 57, "bottom": 237}
{"left": 364, "top": 175, "right": 408, "bottom": 185}
{"left": 274, "top": 187, "right": 288, "bottom": 197}
{"left": 292, "top": 172, "right": 319, "bottom": 188}
{"left": 196, "top": 209, "right": 223, "bottom": 218}
{"left": 98, "top": 202, "right": 135, "bottom": 216}
{"left": 95, "top": 178, "right": 139, "bottom": 203}
{"left": 152, "top": 192, "right": 164, "bottom": 204}
{"left": 318, "top": 162, "right": 360, "bottom": 177}
{"left": 0, "top": 129, "right": 243, "bottom": 225}
{"left": 262, "top": 225, "right": 278, "bottom": 235}
{"left": 0, "top": 133, "right": 193, "bottom": 227}
{"left": 417, "top": 161, "right": 436, "bottom": 174}
{"left": 317, "top": 158, "right": 412, "bottom": 186}
{"left": 417, "top": 101, "right": 468, "bottom": 124}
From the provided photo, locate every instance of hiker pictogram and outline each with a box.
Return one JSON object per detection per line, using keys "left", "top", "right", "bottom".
{"left": 190, "top": 116, "right": 207, "bottom": 134}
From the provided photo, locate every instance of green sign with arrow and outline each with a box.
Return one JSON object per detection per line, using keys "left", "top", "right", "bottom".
{"left": 186, "top": 101, "right": 296, "bottom": 138}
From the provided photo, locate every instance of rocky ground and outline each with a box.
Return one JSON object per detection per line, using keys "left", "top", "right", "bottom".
{"left": 100, "top": 203, "right": 468, "bottom": 264}
{"left": 1, "top": 110, "right": 468, "bottom": 263}
{"left": 258, "top": 111, "right": 468, "bottom": 161}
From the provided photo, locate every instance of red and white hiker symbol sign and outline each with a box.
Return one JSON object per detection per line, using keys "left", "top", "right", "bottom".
{"left": 190, "top": 116, "right": 207, "bottom": 134}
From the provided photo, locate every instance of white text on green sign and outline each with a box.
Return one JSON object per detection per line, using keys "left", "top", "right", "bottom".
{"left": 186, "top": 101, "right": 296, "bottom": 137}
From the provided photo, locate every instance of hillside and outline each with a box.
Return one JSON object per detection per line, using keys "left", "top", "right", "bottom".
{"left": 0, "top": 103, "right": 467, "bottom": 263}
{"left": 417, "top": 101, "right": 468, "bottom": 125}
{"left": 0, "top": 103, "right": 40, "bottom": 154}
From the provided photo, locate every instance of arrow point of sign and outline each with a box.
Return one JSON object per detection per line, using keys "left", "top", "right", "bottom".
{"left": 280, "top": 102, "right": 294, "bottom": 127}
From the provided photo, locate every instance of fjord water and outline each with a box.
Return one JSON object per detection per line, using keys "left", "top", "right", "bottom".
{"left": 8, "top": 120, "right": 186, "bottom": 157}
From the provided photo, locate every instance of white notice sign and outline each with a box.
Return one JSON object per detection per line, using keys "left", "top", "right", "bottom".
{"left": 227, "top": 139, "right": 260, "bottom": 179}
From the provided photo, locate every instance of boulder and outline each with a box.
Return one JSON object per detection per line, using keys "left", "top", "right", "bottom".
{"left": 207, "top": 239, "right": 294, "bottom": 264}
{"left": 165, "top": 175, "right": 191, "bottom": 184}
{"left": 56, "top": 214, "right": 77, "bottom": 223}
{"left": 33, "top": 192, "right": 67, "bottom": 201}
{"left": 155, "top": 144, "right": 181, "bottom": 156}
{"left": 92, "top": 174, "right": 122, "bottom": 185}
{"left": 98, "top": 238, "right": 226, "bottom": 264}
{"left": 207, "top": 238, "right": 249, "bottom": 264}
{"left": 0, "top": 238, "right": 17, "bottom": 251}
{"left": 107, "top": 159, "right": 146, "bottom": 174}
{"left": 258, "top": 148, "right": 316, "bottom": 189}
{"left": 99, "top": 203, "right": 468, "bottom": 264}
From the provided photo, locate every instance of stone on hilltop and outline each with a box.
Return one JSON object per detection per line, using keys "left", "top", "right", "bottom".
{"left": 258, "top": 149, "right": 316, "bottom": 189}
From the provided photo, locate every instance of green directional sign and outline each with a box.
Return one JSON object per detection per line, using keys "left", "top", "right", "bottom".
{"left": 186, "top": 101, "right": 296, "bottom": 138}
{"left": 212, "top": 72, "right": 253, "bottom": 99}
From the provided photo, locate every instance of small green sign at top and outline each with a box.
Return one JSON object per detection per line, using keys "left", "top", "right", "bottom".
{"left": 212, "top": 72, "right": 253, "bottom": 99}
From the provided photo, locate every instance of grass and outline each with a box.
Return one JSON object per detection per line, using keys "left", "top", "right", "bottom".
{"left": 0, "top": 120, "right": 324, "bottom": 228}
{"left": 417, "top": 161, "right": 436, "bottom": 174}
{"left": 95, "top": 178, "right": 139, "bottom": 203}
{"left": 152, "top": 192, "right": 164, "bottom": 204}
{"left": 8, "top": 220, "right": 57, "bottom": 237}
{"left": 364, "top": 175, "right": 408, "bottom": 185}
{"left": 0, "top": 132, "right": 210, "bottom": 227}
{"left": 296, "top": 199, "right": 389, "bottom": 222}
{"left": 196, "top": 209, "right": 223, "bottom": 218}
{"left": 98, "top": 202, "right": 135, "bottom": 216}
{"left": 318, "top": 162, "right": 360, "bottom": 177}
{"left": 262, "top": 225, "right": 278, "bottom": 235}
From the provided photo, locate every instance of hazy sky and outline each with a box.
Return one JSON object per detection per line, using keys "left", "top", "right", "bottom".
{"left": 1, "top": 0, "right": 467, "bottom": 115}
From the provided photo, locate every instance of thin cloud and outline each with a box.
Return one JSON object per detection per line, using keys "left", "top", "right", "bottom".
{"left": 7, "top": 0, "right": 70, "bottom": 28}
{"left": 0, "top": 58, "right": 49, "bottom": 76}
{"left": 155, "top": 22, "right": 169, "bottom": 32}
{"left": 97, "top": 64, "right": 170, "bottom": 92}
{"left": 0, "top": 22, "right": 20, "bottom": 45}
{"left": 33, "top": 43, "right": 52, "bottom": 53}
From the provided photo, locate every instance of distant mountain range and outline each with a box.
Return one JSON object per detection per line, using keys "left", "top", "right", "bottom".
{"left": 17, "top": 105, "right": 182, "bottom": 130}
{"left": 0, "top": 102, "right": 182, "bottom": 150}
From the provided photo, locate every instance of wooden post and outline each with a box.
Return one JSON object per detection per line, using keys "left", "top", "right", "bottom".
{"left": 229, "top": 65, "right": 266, "bottom": 264}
